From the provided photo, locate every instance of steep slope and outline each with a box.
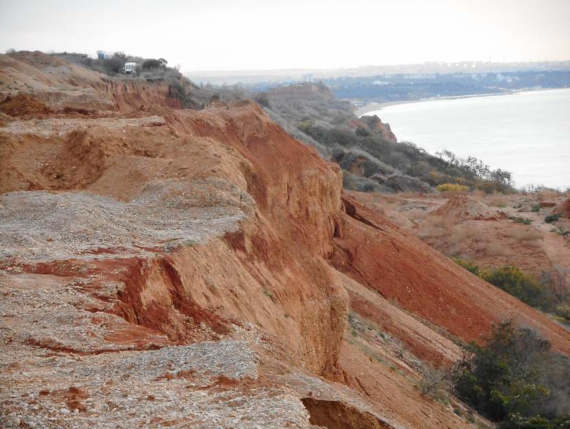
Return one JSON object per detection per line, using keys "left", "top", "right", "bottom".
{"left": 332, "top": 193, "right": 569, "bottom": 354}
{"left": 1, "top": 53, "right": 567, "bottom": 428}
{"left": 0, "top": 101, "right": 348, "bottom": 375}
{"left": 352, "top": 191, "right": 570, "bottom": 315}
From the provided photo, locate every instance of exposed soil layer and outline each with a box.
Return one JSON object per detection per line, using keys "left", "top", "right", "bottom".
{"left": 351, "top": 190, "right": 570, "bottom": 311}
{"left": 302, "top": 397, "right": 393, "bottom": 429}
{"left": 333, "top": 193, "right": 569, "bottom": 354}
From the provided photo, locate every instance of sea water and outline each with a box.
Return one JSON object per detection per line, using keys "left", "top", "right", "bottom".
{"left": 364, "top": 88, "right": 570, "bottom": 189}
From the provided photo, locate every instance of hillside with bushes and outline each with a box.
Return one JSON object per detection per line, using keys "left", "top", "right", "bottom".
{"left": 355, "top": 189, "right": 570, "bottom": 324}
{"left": 256, "top": 83, "right": 514, "bottom": 194}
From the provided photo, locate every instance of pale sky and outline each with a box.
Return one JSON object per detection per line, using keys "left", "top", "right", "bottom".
{"left": 1, "top": 0, "right": 569, "bottom": 72}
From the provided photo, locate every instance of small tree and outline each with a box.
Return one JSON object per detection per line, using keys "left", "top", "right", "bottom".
{"left": 142, "top": 59, "right": 163, "bottom": 70}
{"left": 102, "top": 53, "right": 126, "bottom": 75}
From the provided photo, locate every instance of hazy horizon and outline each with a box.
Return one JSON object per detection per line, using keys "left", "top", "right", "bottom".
{"left": 183, "top": 59, "right": 570, "bottom": 75}
{"left": 1, "top": 0, "right": 570, "bottom": 73}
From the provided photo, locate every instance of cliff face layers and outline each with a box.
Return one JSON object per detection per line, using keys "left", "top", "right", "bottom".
{"left": 1, "top": 52, "right": 568, "bottom": 428}
{"left": 0, "top": 85, "right": 348, "bottom": 375}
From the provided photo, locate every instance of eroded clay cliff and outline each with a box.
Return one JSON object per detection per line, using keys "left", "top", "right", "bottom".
{"left": 1, "top": 52, "right": 568, "bottom": 428}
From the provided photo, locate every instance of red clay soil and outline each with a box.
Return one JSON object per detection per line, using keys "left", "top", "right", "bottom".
{"left": 555, "top": 198, "right": 570, "bottom": 218}
{"left": 332, "top": 193, "right": 570, "bottom": 355}
{"left": 0, "top": 94, "right": 53, "bottom": 117}
{"left": 345, "top": 285, "right": 463, "bottom": 366}
{"left": 302, "top": 397, "right": 393, "bottom": 429}
{"left": 0, "top": 88, "right": 349, "bottom": 375}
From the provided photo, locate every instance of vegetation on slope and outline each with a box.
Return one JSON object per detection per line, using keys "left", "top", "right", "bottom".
{"left": 257, "top": 83, "right": 514, "bottom": 194}
{"left": 453, "top": 259, "right": 569, "bottom": 324}
{"left": 300, "top": 123, "right": 513, "bottom": 193}
{"left": 452, "top": 321, "right": 569, "bottom": 428}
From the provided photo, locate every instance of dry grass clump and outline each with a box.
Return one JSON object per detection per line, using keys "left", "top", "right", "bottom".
{"left": 536, "top": 190, "right": 561, "bottom": 201}
{"left": 488, "top": 196, "right": 509, "bottom": 208}
{"left": 470, "top": 190, "right": 487, "bottom": 200}
{"left": 449, "top": 223, "right": 482, "bottom": 244}
{"left": 417, "top": 215, "right": 454, "bottom": 239}
{"left": 482, "top": 242, "right": 513, "bottom": 257}
{"left": 506, "top": 228, "right": 542, "bottom": 242}
{"left": 418, "top": 366, "right": 450, "bottom": 402}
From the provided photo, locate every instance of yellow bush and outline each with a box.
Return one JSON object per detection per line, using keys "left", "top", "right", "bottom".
{"left": 436, "top": 183, "right": 469, "bottom": 192}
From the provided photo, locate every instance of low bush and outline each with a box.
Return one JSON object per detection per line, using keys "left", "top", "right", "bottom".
{"left": 482, "top": 266, "right": 549, "bottom": 309}
{"left": 436, "top": 183, "right": 470, "bottom": 192}
{"left": 142, "top": 58, "right": 163, "bottom": 70}
{"left": 452, "top": 320, "right": 569, "bottom": 426}
{"left": 102, "top": 53, "right": 126, "bottom": 75}
{"left": 452, "top": 260, "right": 554, "bottom": 311}
{"left": 298, "top": 123, "right": 513, "bottom": 193}
{"left": 452, "top": 257, "right": 480, "bottom": 275}
{"left": 545, "top": 214, "right": 561, "bottom": 223}
{"left": 355, "top": 126, "right": 371, "bottom": 137}
{"left": 418, "top": 366, "right": 450, "bottom": 402}
{"left": 509, "top": 216, "right": 533, "bottom": 225}
{"left": 499, "top": 414, "right": 570, "bottom": 429}
{"left": 554, "top": 304, "right": 570, "bottom": 324}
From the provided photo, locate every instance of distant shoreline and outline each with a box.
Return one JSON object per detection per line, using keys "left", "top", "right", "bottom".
{"left": 354, "top": 87, "right": 570, "bottom": 190}
{"left": 354, "top": 87, "right": 569, "bottom": 117}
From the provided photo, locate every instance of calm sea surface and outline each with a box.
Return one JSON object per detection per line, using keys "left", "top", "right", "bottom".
{"left": 364, "top": 88, "right": 570, "bottom": 189}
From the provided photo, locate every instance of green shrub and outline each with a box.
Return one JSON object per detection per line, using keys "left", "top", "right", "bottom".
{"left": 452, "top": 257, "right": 481, "bottom": 275}
{"left": 509, "top": 216, "right": 533, "bottom": 225}
{"left": 299, "top": 123, "right": 514, "bottom": 193}
{"left": 452, "top": 261, "right": 554, "bottom": 311}
{"left": 355, "top": 126, "right": 371, "bottom": 137}
{"left": 102, "top": 53, "right": 126, "bottom": 75}
{"left": 499, "top": 413, "right": 570, "bottom": 428}
{"left": 452, "top": 321, "right": 554, "bottom": 423}
{"left": 545, "top": 214, "right": 561, "bottom": 224}
{"left": 481, "top": 266, "right": 550, "bottom": 310}
{"left": 554, "top": 304, "right": 570, "bottom": 324}
{"left": 142, "top": 58, "right": 163, "bottom": 70}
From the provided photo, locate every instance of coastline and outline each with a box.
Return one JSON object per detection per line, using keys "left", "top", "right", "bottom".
{"left": 353, "top": 87, "right": 570, "bottom": 190}
{"left": 354, "top": 87, "right": 570, "bottom": 117}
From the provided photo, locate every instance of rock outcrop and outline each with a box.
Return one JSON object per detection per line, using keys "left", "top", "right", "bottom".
{"left": 359, "top": 115, "right": 397, "bottom": 143}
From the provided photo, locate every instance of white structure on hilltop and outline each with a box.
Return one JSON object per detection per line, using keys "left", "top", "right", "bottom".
{"left": 123, "top": 62, "right": 137, "bottom": 74}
